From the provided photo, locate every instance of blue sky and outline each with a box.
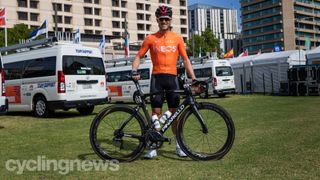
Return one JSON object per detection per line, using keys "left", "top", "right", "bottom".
{"left": 188, "top": 0, "right": 241, "bottom": 26}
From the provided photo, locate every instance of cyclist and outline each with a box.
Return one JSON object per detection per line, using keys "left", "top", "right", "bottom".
{"left": 132, "top": 5, "right": 197, "bottom": 159}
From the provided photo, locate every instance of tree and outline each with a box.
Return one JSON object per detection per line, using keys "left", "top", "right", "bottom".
{"left": 0, "top": 24, "right": 33, "bottom": 47}
{"left": 186, "top": 28, "right": 221, "bottom": 58}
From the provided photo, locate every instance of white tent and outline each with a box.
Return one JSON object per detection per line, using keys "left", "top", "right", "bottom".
{"left": 229, "top": 50, "right": 306, "bottom": 94}
{"left": 306, "top": 46, "right": 320, "bottom": 64}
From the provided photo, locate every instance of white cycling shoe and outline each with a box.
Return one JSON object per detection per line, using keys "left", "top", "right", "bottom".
{"left": 176, "top": 147, "right": 187, "bottom": 157}
{"left": 144, "top": 149, "right": 157, "bottom": 159}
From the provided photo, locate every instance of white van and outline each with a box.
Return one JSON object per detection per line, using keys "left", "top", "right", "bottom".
{"left": 1, "top": 38, "right": 108, "bottom": 117}
{"left": 0, "top": 54, "right": 8, "bottom": 113}
{"left": 187, "top": 59, "right": 235, "bottom": 97}
{"left": 106, "top": 59, "right": 152, "bottom": 103}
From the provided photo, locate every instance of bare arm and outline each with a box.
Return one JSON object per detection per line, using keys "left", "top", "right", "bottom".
{"left": 132, "top": 54, "right": 141, "bottom": 71}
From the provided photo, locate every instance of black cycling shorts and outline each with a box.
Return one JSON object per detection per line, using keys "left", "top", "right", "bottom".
{"left": 150, "top": 74, "right": 180, "bottom": 108}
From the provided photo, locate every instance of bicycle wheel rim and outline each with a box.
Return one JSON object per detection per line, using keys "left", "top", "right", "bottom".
{"left": 90, "top": 108, "right": 146, "bottom": 161}
{"left": 178, "top": 104, "right": 234, "bottom": 160}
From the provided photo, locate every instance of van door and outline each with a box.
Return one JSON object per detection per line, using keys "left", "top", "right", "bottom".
{"left": 214, "top": 66, "right": 235, "bottom": 90}
{"left": 62, "top": 56, "right": 106, "bottom": 101}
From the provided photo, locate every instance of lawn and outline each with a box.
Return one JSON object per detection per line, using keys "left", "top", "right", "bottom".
{"left": 0, "top": 95, "right": 319, "bottom": 179}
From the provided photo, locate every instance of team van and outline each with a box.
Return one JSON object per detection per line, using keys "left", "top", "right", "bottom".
{"left": 0, "top": 54, "right": 8, "bottom": 113}
{"left": 106, "top": 58, "right": 152, "bottom": 103}
{"left": 187, "top": 59, "right": 235, "bottom": 97}
{"left": 0, "top": 38, "right": 108, "bottom": 117}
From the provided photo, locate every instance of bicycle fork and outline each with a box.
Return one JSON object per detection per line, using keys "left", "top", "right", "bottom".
{"left": 191, "top": 104, "right": 208, "bottom": 134}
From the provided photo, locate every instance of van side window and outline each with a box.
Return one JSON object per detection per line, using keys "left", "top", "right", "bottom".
{"left": 215, "top": 66, "right": 233, "bottom": 76}
{"left": 63, "top": 56, "right": 105, "bottom": 75}
{"left": 4, "top": 61, "right": 25, "bottom": 80}
{"left": 187, "top": 67, "right": 212, "bottom": 78}
{"left": 107, "top": 68, "right": 150, "bottom": 82}
{"left": 23, "top": 57, "right": 56, "bottom": 78}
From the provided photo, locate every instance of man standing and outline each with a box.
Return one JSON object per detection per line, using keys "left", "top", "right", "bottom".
{"left": 132, "top": 5, "right": 197, "bottom": 159}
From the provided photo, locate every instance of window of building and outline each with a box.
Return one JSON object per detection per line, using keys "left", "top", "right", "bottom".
{"left": 112, "top": 0, "right": 119, "bottom": 7}
{"left": 145, "top": 4, "right": 151, "bottom": 11}
{"left": 65, "top": 28, "right": 72, "bottom": 32}
{"left": 17, "top": 0, "right": 27, "bottom": 8}
{"left": 95, "top": 19, "right": 101, "bottom": 27}
{"left": 84, "top": 0, "right": 92, "bottom": 3}
{"left": 181, "top": 28, "right": 187, "bottom": 34}
{"left": 121, "top": 11, "right": 127, "bottom": 18}
{"left": 180, "top": 0, "right": 186, "bottom": 6}
{"left": 64, "top": 16, "right": 72, "bottom": 24}
{"left": 17, "top": 12, "right": 28, "bottom": 20}
{"left": 30, "top": 0, "right": 39, "bottom": 9}
{"left": 94, "top": 8, "right": 101, "bottom": 15}
{"left": 84, "top": 18, "right": 93, "bottom": 26}
{"left": 159, "top": 0, "right": 165, "bottom": 3}
{"left": 136, "top": 3, "right": 144, "bottom": 10}
{"left": 64, "top": 4, "right": 72, "bottom": 12}
{"left": 84, "top": 7, "right": 92, "bottom": 15}
{"left": 112, "top": 21, "right": 120, "bottom": 28}
{"left": 94, "top": 0, "right": 100, "bottom": 4}
{"left": 180, "top": 9, "right": 186, "bottom": 16}
{"left": 180, "top": 19, "right": 187, "bottom": 25}
{"left": 112, "top": 31, "right": 121, "bottom": 37}
{"left": 138, "top": 34, "right": 145, "bottom": 40}
{"left": 112, "top": 10, "right": 120, "bottom": 18}
{"left": 137, "top": 13, "right": 144, "bottom": 20}
{"left": 53, "top": 15, "right": 63, "bottom": 23}
{"left": 146, "top": 14, "right": 151, "bottom": 21}
{"left": 146, "top": 24, "right": 151, "bottom": 31}
{"left": 137, "top": 24, "right": 144, "bottom": 30}
{"left": 30, "top": 13, "right": 38, "bottom": 21}
{"left": 121, "top": 1, "right": 127, "bottom": 8}
{"left": 84, "top": 30, "right": 93, "bottom": 34}
{"left": 53, "top": 3, "right": 62, "bottom": 11}
{"left": 95, "top": 30, "right": 102, "bottom": 35}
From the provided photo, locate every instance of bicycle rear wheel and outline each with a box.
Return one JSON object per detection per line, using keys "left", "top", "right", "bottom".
{"left": 176, "top": 102, "right": 235, "bottom": 161}
{"left": 90, "top": 104, "right": 147, "bottom": 162}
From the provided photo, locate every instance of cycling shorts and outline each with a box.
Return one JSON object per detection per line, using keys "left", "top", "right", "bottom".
{"left": 150, "top": 74, "right": 180, "bottom": 108}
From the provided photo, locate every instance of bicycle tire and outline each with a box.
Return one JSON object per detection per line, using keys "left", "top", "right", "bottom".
{"left": 90, "top": 104, "right": 147, "bottom": 162}
{"left": 176, "top": 102, "right": 235, "bottom": 161}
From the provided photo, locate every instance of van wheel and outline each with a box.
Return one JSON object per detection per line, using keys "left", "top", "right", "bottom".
{"left": 218, "top": 93, "right": 226, "bottom": 98}
{"left": 34, "top": 96, "right": 49, "bottom": 118}
{"left": 77, "top": 105, "right": 94, "bottom": 115}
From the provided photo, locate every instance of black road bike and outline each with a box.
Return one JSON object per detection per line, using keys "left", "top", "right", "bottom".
{"left": 89, "top": 78, "right": 235, "bottom": 162}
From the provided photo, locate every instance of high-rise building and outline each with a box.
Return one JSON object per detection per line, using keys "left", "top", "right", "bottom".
{"left": 188, "top": 3, "right": 239, "bottom": 56}
{"left": 241, "top": 0, "right": 320, "bottom": 54}
{"left": 0, "top": 0, "right": 188, "bottom": 58}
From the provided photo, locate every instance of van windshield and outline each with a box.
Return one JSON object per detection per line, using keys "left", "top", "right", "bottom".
{"left": 215, "top": 66, "right": 233, "bottom": 76}
{"left": 63, "top": 56, "right": 105, "bottom": 75}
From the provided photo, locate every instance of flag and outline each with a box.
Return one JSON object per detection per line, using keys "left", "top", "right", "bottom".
{"left": 124, "top": 33, "right": 130, "bottom": 57}
{"left": 0, "top": 8, "right": 6, "bottom": 26}
{"left": 74, "top": 27, "right": 81, "bottom": 44}
{"left": 238, "top": 49, "right": 248, "bottom": 57}
{"left": 99, "top": 34, "right": 105, "bottom": 49}
{"left": 29, "top": 20, "right": 48, "bottom": 40}
{"left": 223, "top": 48, "right": 234, "bottom": 59}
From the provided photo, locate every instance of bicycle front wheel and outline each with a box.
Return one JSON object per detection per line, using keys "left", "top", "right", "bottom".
{"left": 176, "top": 102, "right": 235, "bottom": 161}
{"left": 90, "top": 104, "right": 147, "bottom": 162}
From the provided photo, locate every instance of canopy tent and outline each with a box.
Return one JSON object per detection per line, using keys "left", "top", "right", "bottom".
{"left": 306, "top": 46, "right": 320, "bottom": 64}
{"left": 229, "top": 50, "right": 306, "bottom": 94}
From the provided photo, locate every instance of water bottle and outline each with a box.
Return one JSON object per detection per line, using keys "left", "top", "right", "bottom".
{"left": 151, "top": 115, "right": 161, "bottom": 130}
{"left": 159, "top": 111, "right": 172, "bottom": 124}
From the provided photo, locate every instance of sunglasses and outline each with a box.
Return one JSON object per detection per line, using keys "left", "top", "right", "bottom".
{"left": 159, "top": 18, "right": 171, "bottom": 22}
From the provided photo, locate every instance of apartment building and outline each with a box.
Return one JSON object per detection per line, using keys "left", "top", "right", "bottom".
{"left": 0, "top": 0, "right": 188, "bottom": 58}
{"left": 188, "top": 3, "right": 239, "bottom": 55}
{"left": 241, "top": 0, "right": 320, "bottom": 54}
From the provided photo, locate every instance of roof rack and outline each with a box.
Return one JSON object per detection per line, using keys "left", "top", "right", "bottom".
{"left": 190, "top": 56, "right": 209, "bottom": 65}
{"left": 0, "top": 37, "right": 58, "bottom": 54}
{"left": 105, "top": 57, "right": 150, "bottom": 67}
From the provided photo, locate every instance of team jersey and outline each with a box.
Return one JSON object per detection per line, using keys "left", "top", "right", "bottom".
{"left": 137, "top": 31, "right": 188, "bottom": 75}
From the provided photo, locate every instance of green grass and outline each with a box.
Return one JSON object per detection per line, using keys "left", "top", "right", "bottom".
{"left": 0, "top": 95, "right": 319, "bottom": 179}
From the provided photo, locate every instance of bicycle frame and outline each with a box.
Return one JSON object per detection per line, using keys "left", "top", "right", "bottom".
{"left": 123, "top": 80, "right": 209, "bottom": 136}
